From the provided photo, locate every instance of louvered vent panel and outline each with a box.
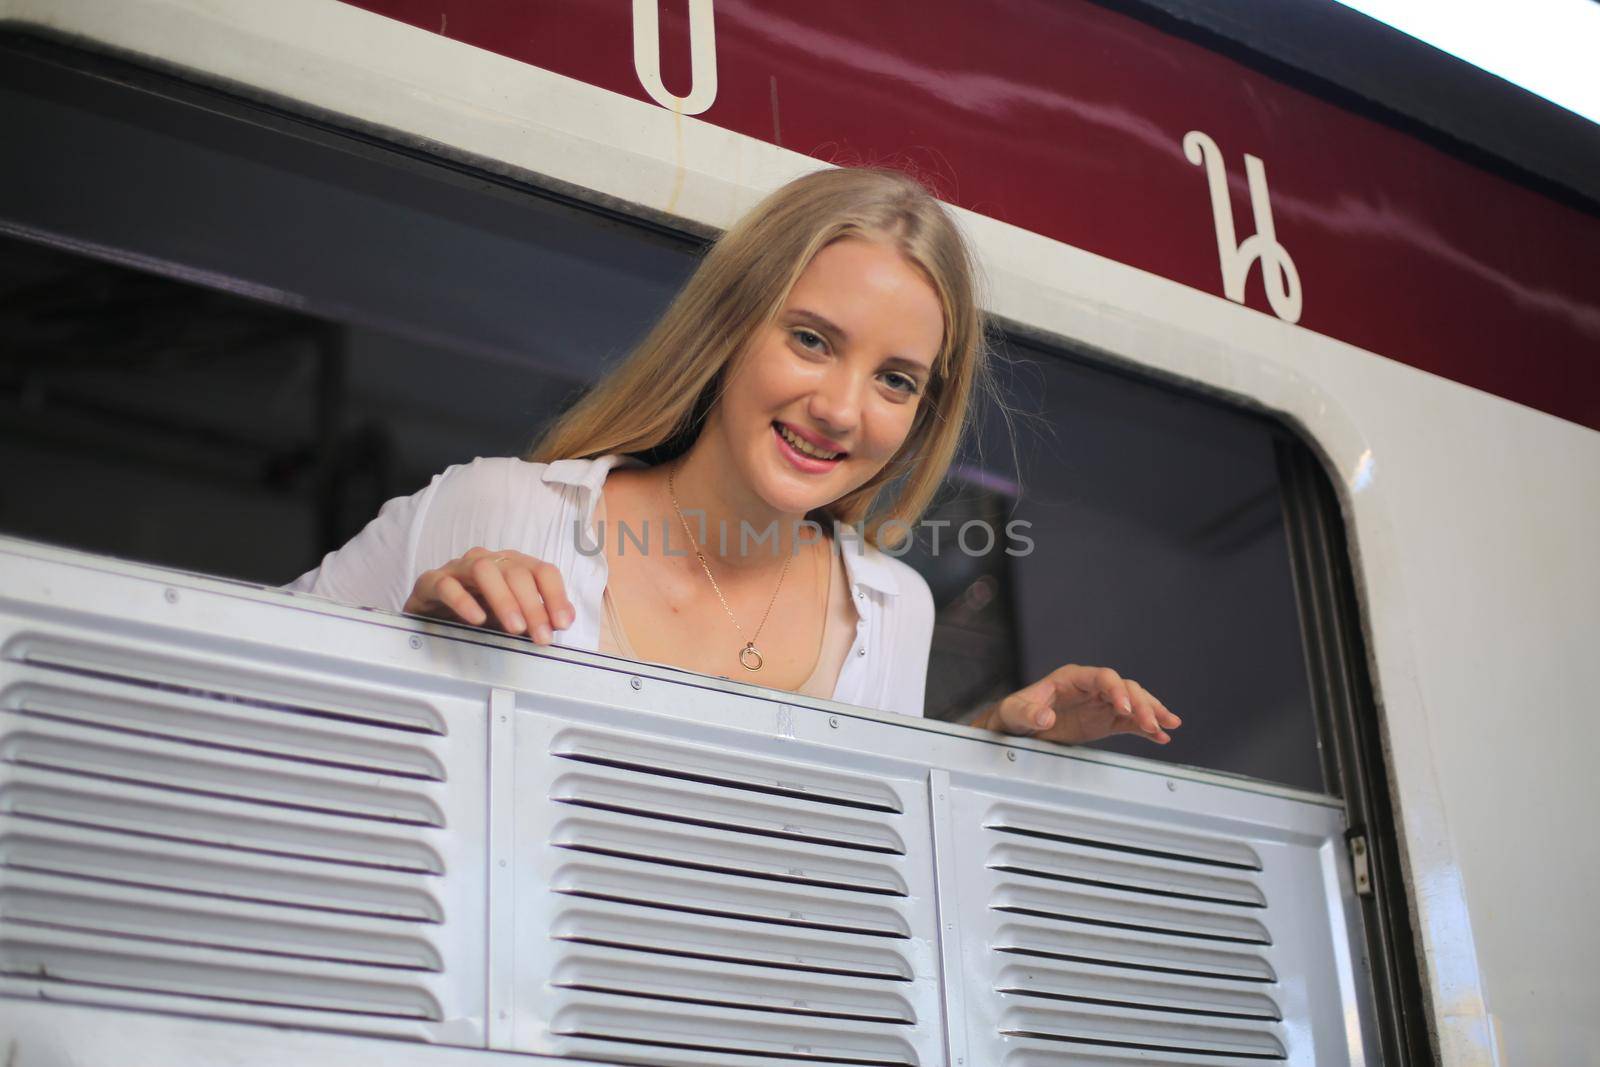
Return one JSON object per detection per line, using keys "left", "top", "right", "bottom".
{"left": 514, "top": 716, "right": 945, "bottom": 1066}
{"left": 949, "top": 791, "right": 1305, "bottom": 1065}
{"left": 0, "top": 630, "right": 485, "bottom": 1042}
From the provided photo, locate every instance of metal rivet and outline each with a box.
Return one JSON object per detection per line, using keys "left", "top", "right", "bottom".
{"left": 856, "top": 647, "right": 865, "bottom": 657}
{"left": 409, "top": 635, "right": 422, "bottom": 650}
{"left": 498, "top": 859, "right": 506, "bottom": 868}
{"left": 163, "top": 588, "right": 178, "bottom": 604}
{"left": 828, "top": 716, "right": 839, "bottom": 728}
{"left": 1166, "top": 779, "right": 1177, "bottom": 792}
{"left": 499, "top": 715, "right": 507, "bottom": 724}
{"left": 630, "top": 677, "right": 642, "bottom": 690}
{"left": 857, "top": 591, "right": 865, "bottom": 599}
{"left": 1006, "top": 750, "right": 1016, "bottom": 762}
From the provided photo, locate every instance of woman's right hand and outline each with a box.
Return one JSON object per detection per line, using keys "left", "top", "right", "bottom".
{"left": 403, "top": 547, "right": 574, "bottom": 644}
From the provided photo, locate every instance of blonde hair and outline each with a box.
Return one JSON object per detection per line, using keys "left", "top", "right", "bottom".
{"left": 526, "top": 166, "right": 992, "bottom": 550}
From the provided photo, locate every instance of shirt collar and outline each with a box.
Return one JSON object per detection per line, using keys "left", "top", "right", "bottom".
{"left": 541, "top": 453, "right": 902, "bottom": 598}
{"left": 834, "top": 527, "right": 902, "bottom": 597}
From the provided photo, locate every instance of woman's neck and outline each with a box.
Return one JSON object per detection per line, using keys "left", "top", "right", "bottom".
{"left": 657, "top": 441, "right": 823, "bottom": 572}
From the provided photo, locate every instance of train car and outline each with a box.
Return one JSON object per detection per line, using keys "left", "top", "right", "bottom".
{"left": 1, "top": 1, "right": 1596, "bottom": 1065}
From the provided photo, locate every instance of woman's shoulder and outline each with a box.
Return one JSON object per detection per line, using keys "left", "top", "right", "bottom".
{"left": 401, "top": 455, "right": 620, "bottom": 573}
{"left": 418, "top": 453, "right": 642, "bottom": 547}
{"left": 408, "top": 455, "right": 596, "bottom": 548}
{"left": 434, "top": 454, "right": 543, "bottom": 483}
{"left": 428, "top": 454, "right": 631, "bottom": 505}
{"left": 421, "top": 455, "right": 555, "bottom": 511}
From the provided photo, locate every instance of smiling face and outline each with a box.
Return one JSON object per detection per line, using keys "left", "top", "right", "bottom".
{"left": 700, "top": 236, "right": 946, "bottom": 523}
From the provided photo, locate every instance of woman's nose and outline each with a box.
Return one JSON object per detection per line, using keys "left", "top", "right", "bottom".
{"left": 806, "top": 368, "right": 862, "bottom": 437}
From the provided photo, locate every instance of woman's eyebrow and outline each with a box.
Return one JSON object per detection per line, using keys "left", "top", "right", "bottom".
{"left": 882, "top": 354, "right": 931, "bottom": 376}
{"left": 790, "top": 308, "right": 931, "bottom": 374}
{"left": 790, "top": 308, "right": 848, "bottom": 342}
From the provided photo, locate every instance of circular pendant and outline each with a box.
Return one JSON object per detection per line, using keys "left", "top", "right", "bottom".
{"left": 739, "top": 643, "right": 764, "bottom": 671}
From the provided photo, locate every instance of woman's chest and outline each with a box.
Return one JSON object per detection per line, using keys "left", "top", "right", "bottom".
{"left": 602, "top": 536, "right": 837, "bottom": 690}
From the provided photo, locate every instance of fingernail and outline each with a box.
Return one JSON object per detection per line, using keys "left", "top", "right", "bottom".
{"left": 508, "top": 613, "right": 526, "bottom": 633}
{"left": 1034, "top": 710, "right": 1051, "bottom": 729}
{"left": 535, "top": 624, "right": 552, "bottom": 643}
{"left": 1120, "top": 699, "right": 1133, "bottom": 715}
{"left": 557, "top": 609, "right": 573, "bottom": 628}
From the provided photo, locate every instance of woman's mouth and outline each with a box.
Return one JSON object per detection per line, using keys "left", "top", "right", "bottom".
{"left": 773, "top": 421, "right": 846, "bottom": 472}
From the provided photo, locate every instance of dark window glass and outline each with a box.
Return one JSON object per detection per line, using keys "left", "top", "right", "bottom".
{"left": 915, "top": 341, "right": 1323, "bottom": 792}
{"left": 0, "top": 42, "right": 697, "bottom": 581}
{"left": 0, "top": 40, "right": 1323, "bottom": 794}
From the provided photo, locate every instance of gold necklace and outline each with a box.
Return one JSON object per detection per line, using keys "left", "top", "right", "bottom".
{"left": 667, "top": 461, "right": 792, "bottom": 672}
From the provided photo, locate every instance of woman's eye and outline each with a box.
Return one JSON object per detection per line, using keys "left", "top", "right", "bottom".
{"left": 884, "top": 372, "right": 921, "bottom": 396}
{"left": 792, "top": 327, "right": 827, "bottom": 352}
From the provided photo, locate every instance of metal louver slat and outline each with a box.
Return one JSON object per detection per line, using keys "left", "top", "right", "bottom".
{"left": 988, "top": 838, "right": 1267, "bottom": 907}
{"left": 994, "top": 957, "right": 1282, "bottom": 1019}
{"left": 999, "top": 1052, "right": 1289, "bottom": 1067}
{"left": 7, "top": 633, "right": 446, "bottom": 734}
{"left": 552, "top": 942, "right": 917, "bottom": 1024}
{"left": 5, "top": 667, "right": 446, "bottom": 779}
{"left": 2, "top": 868, "right": 442, "bottom": 970}
{"left": 993, "top": 920, "right": 1279, "bottom": 984}
{"left": 551, "top": 732, "right": 905, "bottom": 811}
{"left": 513, "top": 714, "right": 946, "bottom": 1066}
{"left": 999, "top": 998, "right": 1288, "bottom": 1058}
{"left": 987, "top": 801, "right": 1264, "bottom": 869}
{"left": 550, "top": 812, "right": 909, "bottom": 895}
{"left": 0, "top": 817, "right": 442, "bottom": 920}
{"left": 549, "top": 763, "right": 907, "bottom": 853}
{"left": 0, "top": 618, "right": 487, "bottom": 1043}
{"left": 552, "top": 856, "right": 913, "bottom": 939}
{"left": 0, "top": 924, "right": 444, "bottom": 1019}
{"left": 550, "top": 899, "right": 915, "bottom": 981}
{"left": 993, "top": 876, "right": 1273, "bottom": 945}
{"left": 3, "top": 715, "right": 445, "bottom": 826}
{"left": 1, "top": 764, "right": 444, "bottom": 873}
{"left": 549, "top": 997, "right": 921, "bottom": 1066}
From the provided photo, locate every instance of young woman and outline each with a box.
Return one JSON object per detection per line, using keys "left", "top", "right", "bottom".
{"left": 286, "top": 167, "right": 1180, "bottom": 746}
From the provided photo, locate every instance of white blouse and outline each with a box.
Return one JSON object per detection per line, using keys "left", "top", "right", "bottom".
{"left": 283, "top": 454, "right": 936, "bottom": 718}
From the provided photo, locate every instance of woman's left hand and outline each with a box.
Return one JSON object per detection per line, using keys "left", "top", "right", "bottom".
{"left": 975, "top": 664, "right": 1181, "bottom": 746}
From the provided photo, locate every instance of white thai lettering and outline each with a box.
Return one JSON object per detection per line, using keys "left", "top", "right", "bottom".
{"left": 1183, "top": 130, "right": 1303, "bottom": 324}
{"left": 632, "top": 0, "right": 719, "bottom": 116}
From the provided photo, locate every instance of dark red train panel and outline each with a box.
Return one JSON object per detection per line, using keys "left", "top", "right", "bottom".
{"left": 342, "top": 0, "right": 1600, "bottom": 432}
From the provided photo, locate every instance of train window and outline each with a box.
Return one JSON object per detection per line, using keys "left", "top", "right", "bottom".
{"left": 919, "top": 340, "right": 1326, "bottom": 792}
{"left": 0, "top": 38, "right": 699, "bottom": 585}
{"left": 1, "top": 38, "right": 1326, "bottom": 793}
